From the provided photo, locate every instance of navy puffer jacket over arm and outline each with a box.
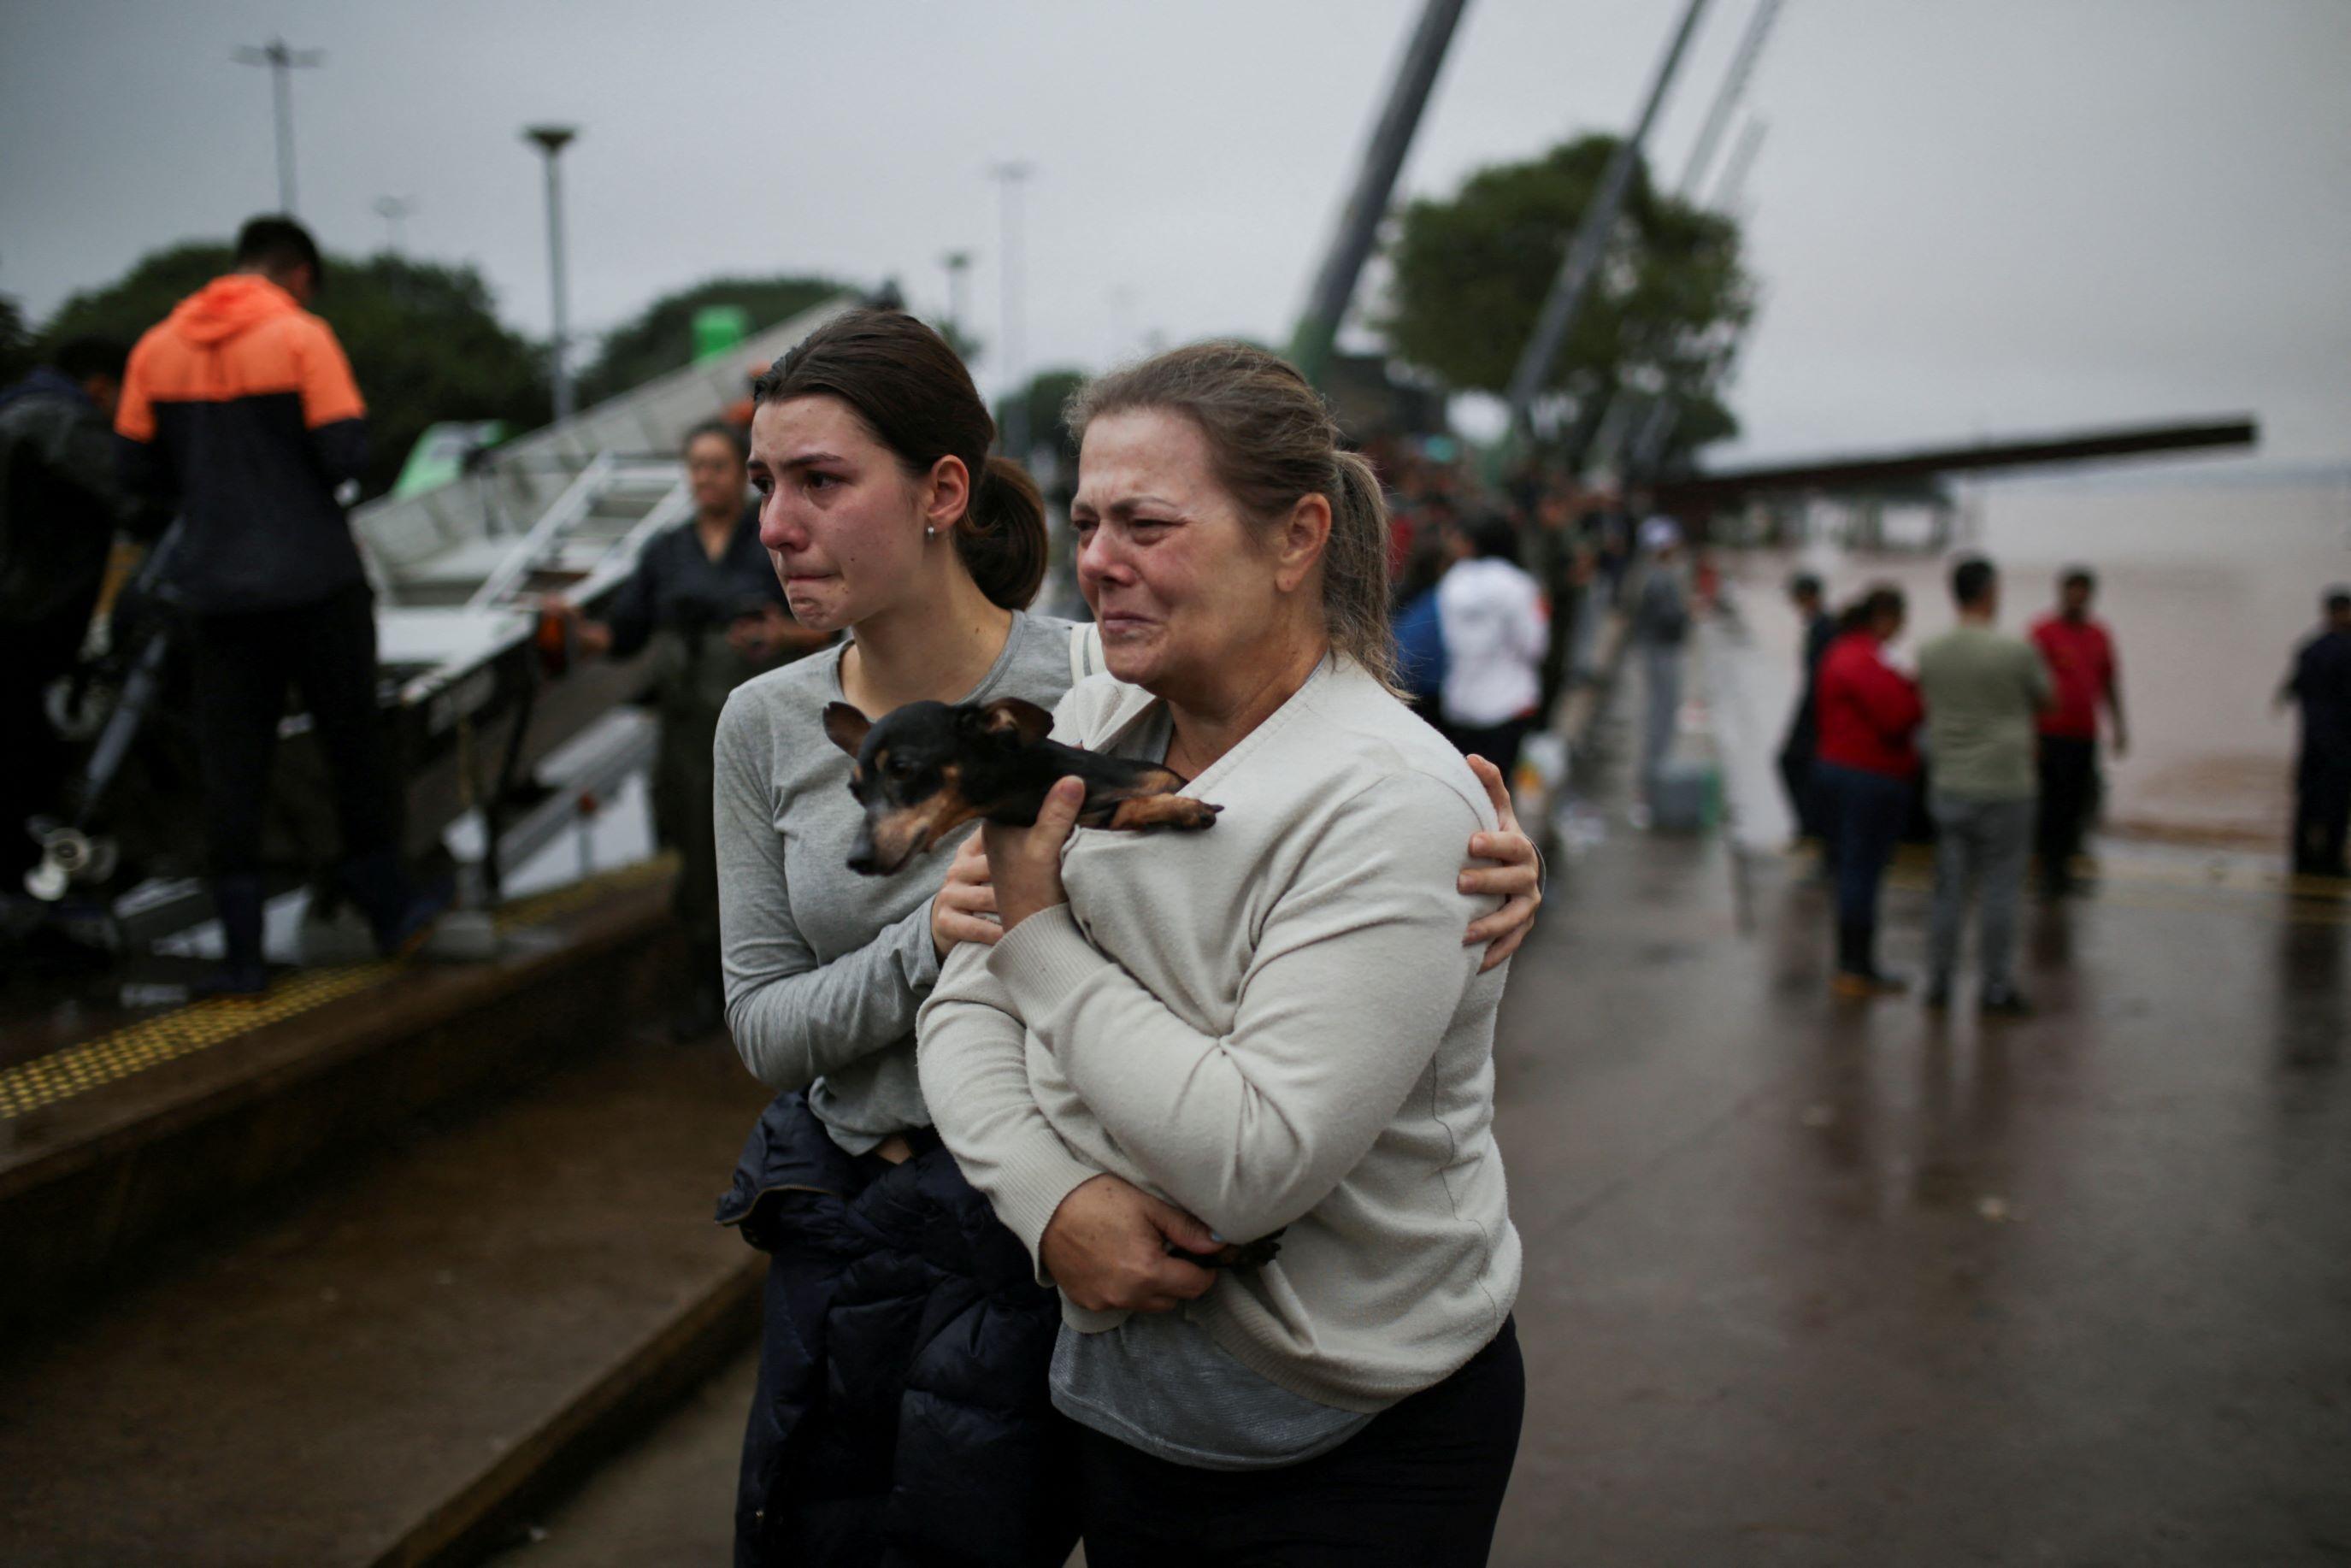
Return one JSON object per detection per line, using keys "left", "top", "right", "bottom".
{"left": 716, "top": 1091, "right": 1076, "bottom": 1567}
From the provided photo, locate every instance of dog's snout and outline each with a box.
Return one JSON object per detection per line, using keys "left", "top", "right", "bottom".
{"left": 846, "top": 821, "right": 881, "bottom": 876}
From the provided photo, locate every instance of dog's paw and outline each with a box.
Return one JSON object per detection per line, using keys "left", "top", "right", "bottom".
{"left": 1166, "top": 798, "right": 1223, "bottom": 831}
{"left": 1219, "top": 1233, "right": 1282, "bottom": 1270}
{"left": 1165, "top": 1229, "right": 1282, "bottom": 1272}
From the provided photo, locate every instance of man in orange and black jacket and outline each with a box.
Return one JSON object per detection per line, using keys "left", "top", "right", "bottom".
{"left": 115, "top": 215, "right": 436, "bottom": 994}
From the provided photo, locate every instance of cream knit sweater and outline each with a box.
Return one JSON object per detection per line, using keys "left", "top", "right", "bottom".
{"left": 916, "top": 657, "right": 1522, "bottom": 1412}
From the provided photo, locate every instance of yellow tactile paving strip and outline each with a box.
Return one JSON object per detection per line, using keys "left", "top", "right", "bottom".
{"left": 0, "top": 857, "right": 674, "bottom": 1122}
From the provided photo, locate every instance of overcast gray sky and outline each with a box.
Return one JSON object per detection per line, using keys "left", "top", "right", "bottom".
{"left": 3, "top": 0, "right": 2345, "bottom": 466}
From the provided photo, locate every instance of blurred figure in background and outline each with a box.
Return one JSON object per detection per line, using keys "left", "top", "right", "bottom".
{"left": 1916, "top": 557, "right": 2052, "bottom": 1015}
{"left": 1527, "top": 484, "right": 1585, "bottom": 717}
{"left": 0, "top": 336, "right": 156, "bottom": 908}
{"left": 1392, "top": 533, "right": 1452, "bottom": 733}
{"left": 1629, "top": 515, "right": 1691, "bottom": 801}
{"left": 1437, "top": 512, "right": 1547, "bottom": 779}
{"left": 2280, "top": 586, "right": 2351, "bottom": 879}
{"left": 551, "top": 420, "right": 829, "bottom": 1034}
{"left": 1814, "top": 587, "right": 1922, "bottom": 998}
{"left": 2030, "top": 566, "right": 2127, "bottom": 896}
{"left": 1775, "top": 570, "right": 1837, "bottom": 852}
{"left": 1590, "top": 490, "right": 1637, "bottom": 601}
{"left": 115, "top": 215, "right": 439, "bottom": 996}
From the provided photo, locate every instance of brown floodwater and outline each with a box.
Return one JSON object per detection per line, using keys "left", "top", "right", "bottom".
{"left": 1715, "top": 468, "right": 2351, "bottom": 847}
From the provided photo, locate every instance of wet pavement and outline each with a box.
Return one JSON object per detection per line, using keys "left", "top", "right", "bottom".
{"left": 1482, "top": 622, "right": 2351, "bottom": 1565}
{"left": 486, "top": 1347, "right": 755, "bottom": 1567}
{"left": 5, "top": 611, "right": 2347, "bottom": 1565}
{"left": 495, "top": 631, "right": 2351, "bottom": 1565}
{"left": 0, "top": 1007, "right": 769, "bottom": 1566}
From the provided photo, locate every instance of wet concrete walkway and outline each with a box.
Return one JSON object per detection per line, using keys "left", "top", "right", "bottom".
{"left": 0, "top": 1021, "right": 769, "bottom": 1567}
{"left": 40, "top": 625, "right": 2339, "bottom": 1565}
{"left": 497, "top": 642, "right": 2351, "bottom": 1565}
{"left": 1482, "top": 624, "right": 2351, "bottom": 1565}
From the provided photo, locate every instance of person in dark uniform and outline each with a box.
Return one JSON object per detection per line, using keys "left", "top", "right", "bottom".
{"left": 1526, "top": 485, "right": 1583, "bottom": 720}
{"left": 553, "top": 420, "right": 830, "bottom": 1031}
{"left": 1, "top": 336, "right": 159, "bottom": 907}
{"left": 1776, "top": 571, "right": 1837, "bottom": 851}
{"left": 115, "top": 216, "right": 439, "bottom": 995}
{"left": 2280, "top": 586, "right": 2351, "bottom": 879}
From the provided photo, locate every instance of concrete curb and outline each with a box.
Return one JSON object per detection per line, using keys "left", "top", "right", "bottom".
{"left": 3, "top": 875, "right": 683, "bottom": 1337}
{"left": 375, "top": 1253, "right": 764, "bottom": 1568}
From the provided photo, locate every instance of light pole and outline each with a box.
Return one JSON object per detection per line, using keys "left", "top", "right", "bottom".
{"left": 374, "top": 196, "right": 414, "bottom": 254}
{"left": 524, "top": 125, "right": 579, "bottom": 424}
{"left": 233, "top": 37, "right": 324, "bottom": 214}
{"left": 989, "top": 161, "right": 1034, "bottom": 462}
{"left": 941, "top": 250, "right": 972, "bottom": 348}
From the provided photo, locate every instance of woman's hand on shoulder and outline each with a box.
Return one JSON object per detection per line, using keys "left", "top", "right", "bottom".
{"left": 1040, "top": 1174, "right": 1219, "bottom": 1314}
{"left": 930, "top": 834, "right": 1000, "bottom": 959}
{"left": 1459, "top": 754, "right": 1543, "bottom": 972}
{"left": 981, "top": 775, "right": 1084, "bottom": 934}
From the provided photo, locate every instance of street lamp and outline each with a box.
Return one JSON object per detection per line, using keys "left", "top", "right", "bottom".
{"left": 233, "top": 37, "right": 324, "bottom": 214}
{"left": 989, "top": 161, "right": 1034, "bottom": 462}
{"left": 374, "top": 196, "right": 414, "bottom": 254}
{"left": 523, "top": 124, "right": 579, "bottom": 424}
{"left": 941, "top": 251, "right": 972, "bottom": 348}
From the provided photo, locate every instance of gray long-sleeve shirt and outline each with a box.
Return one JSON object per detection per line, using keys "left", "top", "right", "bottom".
{"left": 713, "top": 610, "right": 1081, "bottom": 1151}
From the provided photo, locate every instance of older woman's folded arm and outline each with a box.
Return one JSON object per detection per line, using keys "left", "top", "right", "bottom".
{"left": 917, "top": 942, "right": 1105, "bottom": 1269}
{"left": 987, "top": 773, "right": 1489, "bottom": 1242}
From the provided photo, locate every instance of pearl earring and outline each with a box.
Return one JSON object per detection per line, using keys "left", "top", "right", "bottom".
{"left": 926, "top": 526, "right": 938, "bottom": 539}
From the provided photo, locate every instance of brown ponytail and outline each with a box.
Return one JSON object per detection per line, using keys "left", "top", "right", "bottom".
{"left": 1323, "top": 450, "right": 1397, "bottom": 687}
{"left": 962, "top": 454, "right": 1048, "bottom": 610}
{"left": 753, "top": 308, "right": 1046, "bottom": 610}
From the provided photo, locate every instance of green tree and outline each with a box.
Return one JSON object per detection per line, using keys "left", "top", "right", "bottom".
{"left": 938, "top": 320, "right": 986, "bottom": 369}
{"left": 39, "top": 243, "right": 548, "bottom": 498}
{"left": 996, "top": 368, "right": 1088, "bottom": 465}
{"left": 0, "top": 293, "right": 33, "bottom": 384}
{"left": 1382, "top": 133, "right": 1753, "bottom": 469}
{"left": 578, "top": 274, "right": 858, "bottom": 405}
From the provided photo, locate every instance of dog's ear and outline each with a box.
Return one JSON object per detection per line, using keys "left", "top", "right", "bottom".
{"left": 822, "top": 703, "right": 872, "bottom": 757}
{"left": 971, "top": 699, "right": 1054, "bottom": 747}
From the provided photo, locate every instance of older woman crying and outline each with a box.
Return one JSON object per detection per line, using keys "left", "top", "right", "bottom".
{"left": 919, "top": 342, "right": 1524, "bottom": 1568}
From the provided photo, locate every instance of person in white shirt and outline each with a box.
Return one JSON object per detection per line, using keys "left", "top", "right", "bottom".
{"left": 1435, "top": 512, "right": 1549, "bottom": 777}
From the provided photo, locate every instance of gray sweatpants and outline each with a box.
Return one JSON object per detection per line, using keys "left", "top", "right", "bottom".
{"left": 1639, "top": 639, "right": 1682, "bottom": 795}
{"left": 1927, "top": 793, "right": 2035, "bottom": 993}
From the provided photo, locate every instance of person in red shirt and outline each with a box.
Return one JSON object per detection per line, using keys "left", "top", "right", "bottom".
{"left": 2030, "top": 566, "right": 2128, "bottom": 896}
{"left": 1812, "top": 586, "right": 1923, "bottom": 996}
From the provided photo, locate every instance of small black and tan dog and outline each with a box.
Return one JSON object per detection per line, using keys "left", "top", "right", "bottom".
{"left": 822, "top": 697, "right": 1222, "bottom": 877}
{"left": 823, "top": 696, "right": 1279, "bottom": 1270}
